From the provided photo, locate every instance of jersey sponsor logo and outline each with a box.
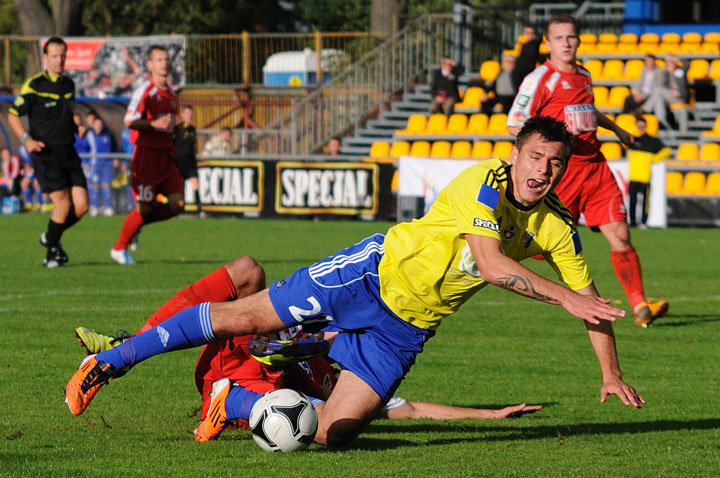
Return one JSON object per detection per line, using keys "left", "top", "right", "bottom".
{"left": 503, "top": 225, "right": 518, "bottom": 239}
{"left": 564, "top": 104, "right": 597, "bottom": 134}
{"left": 44, "top": 101, "right": 57, "bottom": 108}
{"left": 473, "top": 217, "right": 499, "bottom": 232}
{"left": 458, "top": 243, "right": 482, "bottom": 278}
{"left": 157, "top": 326, "right": 170, "bottom": 348}
{"left": 516, "top": 94, "right": 530, "bottom": 107}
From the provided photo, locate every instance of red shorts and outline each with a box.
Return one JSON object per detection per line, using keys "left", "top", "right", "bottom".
{"left": 131, "top": 146, "right": 184, "bottom": 204}
{"left": 554, "top": 154, "right": 627, "bottom": 227}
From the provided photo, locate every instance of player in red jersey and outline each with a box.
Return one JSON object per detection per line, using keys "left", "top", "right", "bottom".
{"left": 507, "top": 13, "right": 668, "bottom": 327}
{"left": 111, "top": 45, "right": 184, "bottom": 265}
{"left": 75, "top": 257, "right": 541, "bottom": 441}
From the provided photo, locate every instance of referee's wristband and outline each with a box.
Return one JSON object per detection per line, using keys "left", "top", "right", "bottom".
{"left": 20, "top": 132, "right": 31, "bottom": 143}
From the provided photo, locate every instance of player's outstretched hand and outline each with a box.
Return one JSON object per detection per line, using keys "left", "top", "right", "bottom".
{"left": 562, "top": 294, "right": 626, "bottom": 325}
{"left": 600, "top": 379, "right": 645, "bottom": 408}
{"left": 616, "top": 127, "right": 634, "bottom": 147}
{"left": 493, "top": 403, "right": 543, "bottom": 419}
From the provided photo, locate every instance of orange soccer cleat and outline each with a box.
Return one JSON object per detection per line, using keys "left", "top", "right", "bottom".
{"left": 195, "top": 378, "right": 232, "bottom": 442}
{"left": 65, "top": 355, "right": 117, "bottom": 416}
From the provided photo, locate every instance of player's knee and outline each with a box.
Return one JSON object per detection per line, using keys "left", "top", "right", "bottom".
{"left": 315, "top": 417, "right": 363, "bottom": 448}
{"left": 225, "top": 256, "right": 266, "bottom": 295}
{"left": 75, "top": 202, "right": 89, "bottom": 217}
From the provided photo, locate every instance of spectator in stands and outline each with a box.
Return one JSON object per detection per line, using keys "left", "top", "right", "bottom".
{"left": 626, "top": 116, "right": 671, "bottom": 228}
{"left": 74, "top": 115, "right": 92, "bottom": 182}
{"left": 173, "top": 105, "right": 200, "bottom": 214}
{"left": 327, "top": 136, "right": 341, "bottom": 156}
{"left": 18, "top": 144, "right": 47, "bottom": 211}
{"left": 203, "top": 127, "right": 232, "bottom": 157}
{"left": 87, "top": 117, "right": 115, "bottom": 216}
{"left": 0, "top": 147, "right": 21, "bottom": 198}
{"left": 625, "top": 54, "right": 674, "bottom": 129}
{"left": 512, "top": 25, "right": 541, "bottom": 90}
{"left": 118, "top": 127, "right": 135, "bottom": 211}
{"left": 429, "top": 58, "right": 463, "bottom": 117}
{"left": 481, "top": 54, "right": 517, "bottom": 115}
{"left": 665, "top": 55, "right": 689, "bottom": 104}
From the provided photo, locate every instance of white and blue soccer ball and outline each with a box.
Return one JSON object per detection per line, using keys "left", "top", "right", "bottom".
{"left": 249, "top": 388, "right": 318, "bottom": 452}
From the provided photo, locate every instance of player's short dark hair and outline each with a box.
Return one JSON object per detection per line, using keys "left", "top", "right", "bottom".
{"left": 43, "top": 36, "right": 67, "bottom": 54}
{"left": 516, "top": 116, "right": 573, "bottom": 162}
{"left": 182, "top": 105, "right": 193, "bottom": 111}
{"left": 546, "top": 13, "right": 580, "bottom": 36}
{"left": 147, "top": 45, "right": 168, "bottom": 60}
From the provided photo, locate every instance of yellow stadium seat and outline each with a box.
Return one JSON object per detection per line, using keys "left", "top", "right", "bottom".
{"left": 492, "top": 141, "right": 513, "bottom": 159}
{"left": 709, "top": 59, "right": 720, "bottom": 80}
{"left": 446, "top": 114, "right": 469, "bottom": 134}
{"left": 369, "top": 141, "right": 390, "bottom": 158}
{"left": 682, "top": 171, "right": 706, "bottom": 194}
{"left": 616, "top": 113, "right": 637, "bottom": 135}
{"left": 409, "top": 141, "right": 430, "bottom": 157}
{"left": 687, "top": 59, "right": 710, "bottom": 81}
{"left": 701, "top": 117, "right": 720, "bottom": 136}
{"left": 659, "top": 32, "right": 681, "bottom": 53}
{"left": 391, "top": 170, "right": 399, "bottom": 193}
{"left": 702, "top": 32, "right": 720, "bottom": 53}
{"left": 593, "top": 86, "right": 609, "bottom": 107}
{"left": 577, "top": 33, "right": 597, "bottom": 54}
{"left": 596, "top": 33, "right": 618, "bottom": 53}
{"left": 583, "top": 59, "right": 603, "bottom": 79}
{"left": 430, "top": 140, "right": 451, "bottom": 158}
{"left": 665, "top": 171, "right": 683, "bottom": 194}
{"left": 699, "top": 142, "right": 720, "bottom": 161}
{"left": 450, "top": 140, "right": 472, "bottom": 158}
{"left": 426, "top": 114, "right": 448, "bottom": 135}
{"left": 487, "top": 113, "right": 509, "bottom": 135}
{"left": 480, "top": 60, "right": 501, "bottom": 83}
{"left": 596, "top": 114, "right": 615, "bottom": 137}
{"left": 539, "top": 42, "right": 549, "bottom": 55}
{"left": 389, "top": 141, "right": 410, "bottom": 158}
{"left": 705, "top": 172, "right": 720, "bottom": 195}
{"left": 681, "top": 32, "right": 703, "bottom": 53}
{"left": 623, "top": 59, "right": 644, "bottom": 81}
{"left": 471, "top": 140, "right": 493, "bottom": 158}
{"left": 607, "top": 86, "right": 630, "bottom": 108}
{"left": 396, "top": 114, "right": 426, "bottom": 135}
{"left": 466, "top": 113, "right": 489, "bottom": 134}
{"left": 638, "top": 33, "right": 660, "bottom": 54}
{"left": 617, "top": 33, "right": 638, "bottom": 53}
{"left": 600, "top": 142, "right": 623, "bottom": 160}
{"left": 676, "top": 143, "right": 699, "bottom": 161}
{"left": 641, "top": 114, "right": 659, "bottom": 136}
{"left": 456, "top": 87, "right": 485, "bottom": 109}
{"left": 600, "top": 59, "right": 624, "bottom": 80}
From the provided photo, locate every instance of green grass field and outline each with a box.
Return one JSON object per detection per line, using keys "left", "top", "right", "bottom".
{"left": 1, "top": 214, "right": 719, "bottom": 477}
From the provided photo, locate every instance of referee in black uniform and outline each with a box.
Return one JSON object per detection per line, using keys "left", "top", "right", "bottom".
{"left": 8, "top": 36, "right": 88, "bottom": 268}
{"left": 173, "top": 105, "right": 200, "bottom": 214}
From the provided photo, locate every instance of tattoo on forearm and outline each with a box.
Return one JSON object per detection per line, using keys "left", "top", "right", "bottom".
{"left": 496, "top": 274, "right": 558, "bottom": 304}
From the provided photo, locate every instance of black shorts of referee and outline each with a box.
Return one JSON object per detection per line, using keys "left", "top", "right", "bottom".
{"left": 32, "top": 144, "right": 87, "bottom": 193}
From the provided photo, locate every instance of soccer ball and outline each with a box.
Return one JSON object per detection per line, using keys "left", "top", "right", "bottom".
{"left": 249, "top": 388, "right": 318, "bottom": 452}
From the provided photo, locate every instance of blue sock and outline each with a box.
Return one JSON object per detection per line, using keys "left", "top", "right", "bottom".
{"left": 96, "top": 303, "right": 215, "bottom": 370}
{"left": 225, "top": 385, "right": 263, "bottom": 421}
{"left": 22, "top": 187, "right": 32, "bottom": 204}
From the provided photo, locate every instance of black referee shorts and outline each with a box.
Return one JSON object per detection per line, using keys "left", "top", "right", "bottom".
{"left": 31, "top": 144, "right": 87, "bottom": 194}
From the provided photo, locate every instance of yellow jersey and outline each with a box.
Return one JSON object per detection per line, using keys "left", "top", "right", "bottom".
{"left": 378, "top": 157, "right": 592, "bottom": 330}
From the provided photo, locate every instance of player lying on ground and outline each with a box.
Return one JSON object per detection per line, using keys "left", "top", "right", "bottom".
{"left": 75, "top": 257, "right": 541, "bottom": 443}
{"left": 67, "top": 116, "right": 643, "bottom": 447}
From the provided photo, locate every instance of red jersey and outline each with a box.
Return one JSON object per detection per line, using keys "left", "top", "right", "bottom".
{"left": 125, "top": 79, "right": 177, "bottom": 149}
{"left": 507, "top": 60, "right": 600, "bottom": 161}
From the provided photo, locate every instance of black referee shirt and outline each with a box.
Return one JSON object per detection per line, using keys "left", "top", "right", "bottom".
{"left": 9, "top": 71, "right": 77, "bottom": 146}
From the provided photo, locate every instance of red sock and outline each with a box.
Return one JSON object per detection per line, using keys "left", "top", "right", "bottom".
{"left": 610, "top": 248, "right": 646, "bottom": 308}
{"left": 113, "top": 209, "right": 144, "bottom": 250}
{"left": 136, "top": 266, "right": 238, "bottom": 333}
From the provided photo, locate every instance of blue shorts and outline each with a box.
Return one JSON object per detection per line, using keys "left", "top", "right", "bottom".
{"left": 268, "top": 233, "right": 434, "bottom": 402}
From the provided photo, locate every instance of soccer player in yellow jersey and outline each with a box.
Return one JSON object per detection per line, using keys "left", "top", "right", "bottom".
{"left": 67, "top": 116, "right": 643, "bottom": 448}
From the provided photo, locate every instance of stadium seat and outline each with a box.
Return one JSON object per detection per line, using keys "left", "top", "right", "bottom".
{"left": 471, "top": 140, "right": 493, "bottom": 158}
{"left": 638, "top": 33, "right": 660, "bottom": 54}
{"left": 687, "top": 59, "right": 710, "bottom": 82}
{"left": 702, "top": 32, "right": 720, "bottom": 53}
{"left": 641, "top": 114, "right": 659, "bottom": 136}
{"left": 369, "top": 141, "right": 390, "bottom": 158}
{"left": 430, "top": 140, "right": 451, "bottom": 158}
{"left": 615, "top": 114, "right": 637, "bottom": 136}
{"left": 709, "top": 59, "right": 720, "bottom": 80}
{"left": 456, "top": 87, "right": 485, "bottom": 109}
{"left": 492, "top": 141, "right": 513, "bottom": 159}
{"left": 409, "top": 141, "right": 430, "bottom": 157}
{"left": 680, "top": 32, "right": 703, "bottom": 53}
{"left": 675, "top": 143, "right": 699, "bottom": 161}
{"left": 583, "top": 59, "right": 603, "bottom": 79}
{"left": 466, "top": 113, "right": 489, "bottom": 134}
{"left": 446, "top": 114, "right": 469, "bottom": 134}
{"left": 577, "top": 32, "right": 598, "bottom": 54}
{"left": 600, "top": 59, "right": 624, "bottom": 80}
{"left": 617, "top": 33, "right": 638, "bottom": 53}
{"left": 486, "top": 114, "right": 509, "bottom": 135}
{"left": 450, "top": 140, "right": 472, "bottom": 158}
{"left": 665, "top": 171, "right": 683, "bottom": 194}
{"left": 600, "top": 142, "right": 623, "bottom": 160}
{"left": 426, "top": 114, "right": 448, "bottom": 135}
{"left": 596, "top": 33, "right": 618, "bottom": 54}
{"left": 682, "top": 171, "right": 706, "bottom": 194}
{"left": 396, "top": 114, "right": 426, "bottom": 135}
{"left": 659, "top": 32, "right": 681, "bottom": 53}
{"left": 593, "top": 86, "right": 609, "bottom": 107}
{"left": 596, "top": 114, "right": 615, "bottom": 136}
{"left": 480, "top": 60, "right": 501, "bottom": 83}
{"left": 389, "top": 141, "right": 410, "bottom": 158}
{"left": 623, "top": 59, "right": 644, "bottom": 81}
{"left": 704, "top": 172, "right": 720, "bottom": 195}
{"left": 607, "top": 86, "right": 630, "bottom": 108}
{"left": 699, "top": 142, "right": 720, "bottom": 161}
{"left": 702, "top": 117, "right": 720, "bottom": 136}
